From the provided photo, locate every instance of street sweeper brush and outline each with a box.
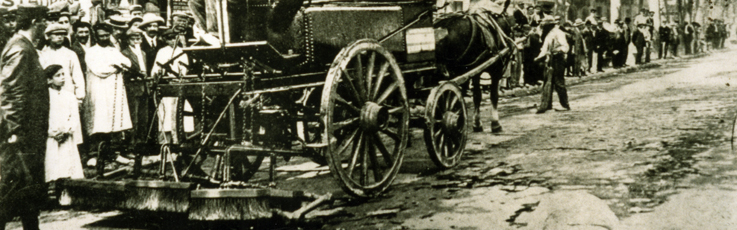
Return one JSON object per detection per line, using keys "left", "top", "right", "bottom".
{"left": 188, "top": 188, "right": 332, "bottom": 221}
{"left": 60, "top": 179, "right": 194, "bottom": 213}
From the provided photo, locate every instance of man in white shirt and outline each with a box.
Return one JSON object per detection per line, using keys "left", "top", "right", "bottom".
{"left": 535, "top": 16, "right": 570, "bottom": 113}
{"left": 39, "top": 24, "right": 86, "bottom": 104}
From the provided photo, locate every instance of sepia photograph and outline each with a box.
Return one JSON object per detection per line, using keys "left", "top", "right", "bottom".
{"left": 0, "top": 0, "right": 732, "bottom": 228}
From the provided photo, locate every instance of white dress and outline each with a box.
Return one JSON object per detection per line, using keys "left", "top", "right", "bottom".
{"left": 84, "top": 44, "right": 133, "bottom": 135}
{"left": 46, "top": 88, "right": 85, "bottom": 182}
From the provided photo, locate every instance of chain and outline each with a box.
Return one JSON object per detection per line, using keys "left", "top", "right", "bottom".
{"left": 201, "top": 84, "right": 206, "bottom": 143}
{"left": 112, "top": 73, "right": 118, "bottom": 131}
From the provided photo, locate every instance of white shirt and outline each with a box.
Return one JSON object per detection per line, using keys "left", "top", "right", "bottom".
{"left": 537, "top": 26, "right": 570, "bottom": 59}
{"left": 144, "top": 33, "right": 157, "bottom": 48}
{"left": 130, "top": 44, "right": 146, "bottom": 73}
{"left": 39, "top": 46, "right": 86, "bottom": 101}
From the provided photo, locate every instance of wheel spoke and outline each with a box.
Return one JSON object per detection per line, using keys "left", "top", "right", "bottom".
{"left": 366, "top": 135, "right": 383, "bottom": 182}
{"left": 443, "top": 136, "right": 451, "bottom": 157}
{"left": 334, "top": 128, "right": 359, "bottom": 157}
{"left": 347, "top": 131, "right": 364, "bottom": 178}
{"left": 380, "top": 128, "right": 401, "bottom": 141}
{"left": 354, "top": 54, "right": 367, "bottom": 96}
{"left": 388, "top": 106, "right": 405, "bottom": 114}
{"left": 366, "top": 52, "right": 376, "bottom": 93}
{"left": 372, "top": 133, "right": 394, "bottom": 166}
{"left": 361, "top": 135, "right": 369, "bottom": 185}
{"left": 341, "top": 68, "right": 365, "bottom": 103}
{"left": 449, "top": 95, "right": 459, "bottom": 111}
{"left": 334, "top": 94, "right": 361, "bottom": 114}
{"left": 376, "top": 82, "right": 399, "bottom": 104}
{"left": 433, "top": 129, "right": 442, "bottom": 141}
{"left": 331, "top": 117, "right": 359, "bottom": 132}
{"left": 372, "top": 62, "right": 391, "bottom": 99}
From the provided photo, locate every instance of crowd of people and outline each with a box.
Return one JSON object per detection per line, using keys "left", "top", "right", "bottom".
{"left": 519, "top": 6, "right": 730, "bottom": 113}
{"left": 0, "top": 2, "right": 199, "bottom": 229}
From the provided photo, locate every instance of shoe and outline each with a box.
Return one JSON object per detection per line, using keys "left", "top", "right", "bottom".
{"left": 536, "top": 109, "right": 547, "bottom": 114}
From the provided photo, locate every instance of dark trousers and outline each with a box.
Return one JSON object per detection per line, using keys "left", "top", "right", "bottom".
{"left": 658, "top": 41, "right": 669, "bottom": 58}
{"left": 596, "top": 50, "right": 605, "bottom": 71}
{"left": 645, "top": 44, "right": 651, "bottom": 62}
{"left": 671, "top": 40, "right": 679, "bottom": 56}
{"left": 684, "top": 38, "right": 693, "bottom": 54}
{"left": 539, "top": 53, "right": 569, "bottom": 111}
{"left": 635, "top": 45, "right": 644, "bottom": 64}
{"left": 587, "top": 49, "right": 594, "bottom": 71}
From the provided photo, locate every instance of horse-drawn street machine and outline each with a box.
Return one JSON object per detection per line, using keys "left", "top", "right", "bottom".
{"left": 62, "top": 0, "right": 523, "bottom": 221}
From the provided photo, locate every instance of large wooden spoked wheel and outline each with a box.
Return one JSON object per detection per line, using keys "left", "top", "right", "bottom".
{"left": 424, "top": 82, "right": 467, "bottom": 169}
{"left": 321, "top": 39, "right": 409, "bottom": 198}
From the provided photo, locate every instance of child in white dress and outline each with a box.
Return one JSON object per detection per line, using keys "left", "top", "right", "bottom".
{"left": 45, "top": 64, "right": 85, "bottom": 186}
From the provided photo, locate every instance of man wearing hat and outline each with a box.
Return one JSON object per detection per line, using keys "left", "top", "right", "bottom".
{"left": 171, "top": 12, "right": 194, "bottom": 47}
{"left": 121, "top": 27, "right": 155, "bottom": 163}
{"left": 593, "top": 16, "right": 609, "bottom": 72}
{"left": 153, "top": 29, "right": 190, "bottom": 145}
{"left": 670, "top": 21, "right": 680, "bottom": 57}
{"left": 658, "top": 22, "right": 672, "bottom": 59}
{"left": 535, "top": 16, "right": 570, "bottom": 114}
{"left": 130, "top": 4, "right": 143, "bottom": 17}
{"left": 106, "top": 14, "right": 129, "bottom": 50}
{"left": 139, "top": 13, "right": 164, "bottom": 75}
{"left": 0, "top": 4, "right": 49, "bottom": 230}
{"left": 83, "top": 23, "right": 134, "bottom": 170}
{"left": 39, "top": 23, "right": 85, "bottom": 104}
{"left": 632, "top": 20, "right": 650, "bottom": 64}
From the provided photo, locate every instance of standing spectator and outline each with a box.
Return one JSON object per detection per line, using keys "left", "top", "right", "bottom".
{"left": 594, "top": 17, "right": 608, "bottom": 72}
{"left": 634, "top": 8, "right": 648, "bottom": 27}
{"left": 658, "top": 23, "right": 672, "bottom": 59}
{"left": 612, "top": 19, "right": 625, "bottom": 67}
{"left": 83, "top": 23, "right": 133, "bottom": 150}
{"left": 561, "top": 21, "right": 575, "bottom": 76}
{"left": 171, "top": 12, "right": 194, "bottom": 47}
{"left": 139, "top": 13, "right": 164, "bottom": 76}
{"left": 106, "top": 15, "right": 128, "bottom": 50}
{"left": 71, "top": 21, "right": 92, "bottom": 74}
{"left": 582, "top": 20, "right": 595, "bottom": 73}
{"left": 646, "top": 11, "right": 654, "bottom": 62}
{"left": 693, "top": 22, "right": 702, "bottom": 53}
{"left": 670, "top": 21, "right": 680, "bottom": 57}
{"left": 535, "top": 16, "right": 570, "bottom": 114}
{"left": 121, "top": 27, "right": 151, "bottom": 154}
{"left": 718, "top": 20, "right": 727, "bottom": 49}
{"left": 683, "top": 21, "right": 694, "bottom": 54}
{"left": 0, "top": 4, "right": 49, "bottom": 230}
{"left": 706, "top": 18, "right": 717, "bottom": 50}
{"left": 632, "top": 21, "right": 650, "bottom": 64}
{"left": 153, "top": 29, "right": 189, "bottom": 144}
{"left": 39, "top": 24, "right": 86, "bottom": 104}
{"left": 44, "top": 64, "right": 84, "bottom": 195}
{"left": 523, "top": 24, "right": 543, "bottom": 85}
{"left": 622, "top": 17, "right": 631, "bottom": 66}
{"left": 572, "top": 19, "right": 588, "bottom": 76}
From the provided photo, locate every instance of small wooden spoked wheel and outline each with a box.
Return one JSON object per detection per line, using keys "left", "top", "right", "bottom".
{"left": 424, "top": 82, "right": 467, "bottom": 169}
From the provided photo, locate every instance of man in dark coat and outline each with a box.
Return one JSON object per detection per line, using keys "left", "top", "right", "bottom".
{"left": 632, "top": 22, "right": 649, "bottom": 64}
{"left": 582, "top": 21, "right": 594, "bottom": 72}
{"left": 594, "top": 18, "right": 608, "bottom": 72}
{"left": 658, "top": 24, "right": 672, "bottom": 59}
{"left": 523, "top": 26, "right": 543, "bottom": 85}
{"left": 70, "top": 21, "right": 92, "bottom": 75}
{"left": 683, "top": 22, "right": 694, "bottom": 54}
{"left": 0, "top": 4, "right": 49, "bottom": 230}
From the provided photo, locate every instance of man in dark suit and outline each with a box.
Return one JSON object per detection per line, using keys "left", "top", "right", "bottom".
{"left": 658, "top": 24, "right": 672, "bottom": 59}
{"left": 632, "top": 22, "right": 649, "bottom": 64}
{"left": 139, "top": 13, "right": 164, "bottom": 76}
{"left": 594, "top": 17, "right": 608, "bottom": 72}
{"left": 683, "top": 22, "right": 694, "bottom": 54}
{"left": 0, "top": 4, "right": 49, "bottom": 230}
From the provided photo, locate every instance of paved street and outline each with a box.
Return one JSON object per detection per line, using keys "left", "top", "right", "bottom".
{"left": 9, "top": 47, "right": 737, "bottom": 230}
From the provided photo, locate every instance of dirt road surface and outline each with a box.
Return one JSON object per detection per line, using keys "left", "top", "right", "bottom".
{"left": 7, "top": 48, "right": 737, "bottom": 230}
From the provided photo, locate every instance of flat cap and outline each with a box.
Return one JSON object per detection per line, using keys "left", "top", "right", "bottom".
{"left": 45, "top": 22, "right": 68, "bottom": 34}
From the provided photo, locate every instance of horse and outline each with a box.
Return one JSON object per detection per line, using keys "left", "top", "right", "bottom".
{"left": 434, "top": 6, "right": 527, "bottom": 133}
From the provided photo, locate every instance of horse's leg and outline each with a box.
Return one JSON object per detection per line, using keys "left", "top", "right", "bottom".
{"left": 490, "top": 76, "right": 503, "bottom": 133}
{"left": 472, "top": 74, "right": 483, "bottom": 132}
